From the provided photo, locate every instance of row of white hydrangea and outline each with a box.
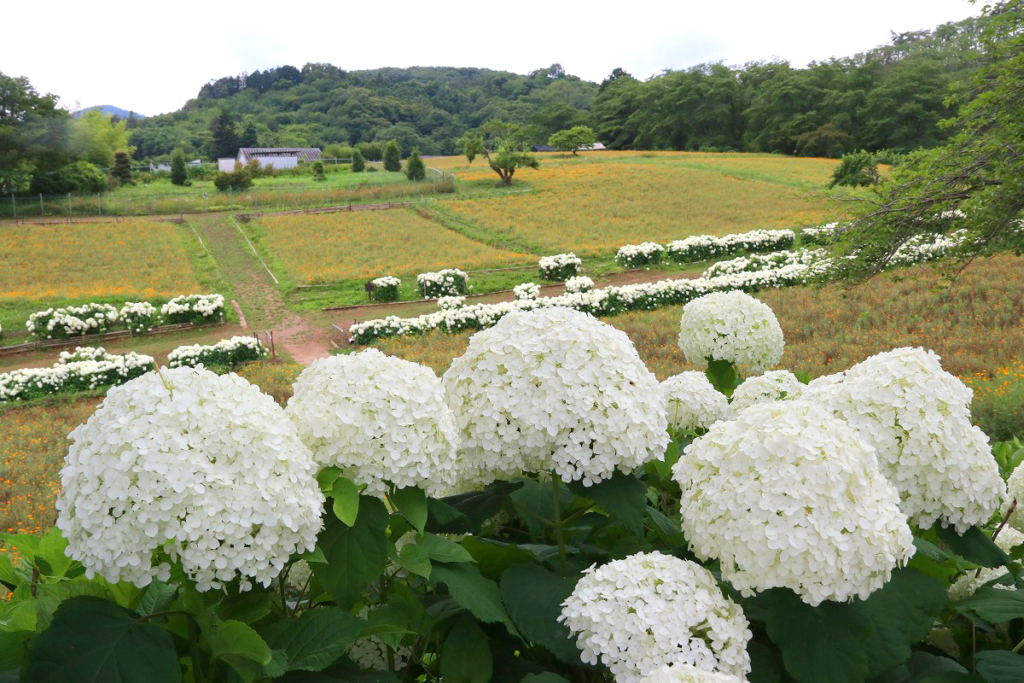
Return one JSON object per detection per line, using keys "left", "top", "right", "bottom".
{"left": 166, "top": 335, "right": 268, "bottom": 369}
{"left": 800, "top": 222, "right": 839, "bottom": 245}
{"left": 417, "top": 269, "right": 468, "bottom": 299}
{"left": 664, "top": 228, "right": 796, "bottom": 263}
{"left": 0, "top": 346, "right": 155, "bottom": 403}
{"left": 513, "top": 282, "right": 542, "bottom": 300}
{"left": 24, "top": 294, "right": 224, "bottom": 340}
{"left": 615, "top": 241, "right": 666, "bottom": 268}
{"left": 538, "top": 252, "right": 582, "bottom": 280}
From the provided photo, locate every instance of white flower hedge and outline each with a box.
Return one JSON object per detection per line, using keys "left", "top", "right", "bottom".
{"left": 370, "top": 276, "right": 401, "bottom": 303}
{"left": 801, "top": 222, "right": 840, "bottom": 245}
{"left": 666, "top": 229, "right": 795, "bottom": 263}
{"left": 616, "top": 241, "right": 665, "bottom": 268}
{"left": 437, "top": 295, "right": 466, "bottom": 310}
{"left": 24, "top": 294, "right": 225, "bottom": 339}
{"left": 0, "top": 346, "right": 154, "bottom": 403}
{"left": 564, "top": 275, "right": 594, "bottom": 293}
{"left": 417, "top": 269, "right": 468, "bottom": 299}
{"left": 539, "top": 252, "right": 582, "bottom": 281}
{"left": 167, "top": 335, "right": 268, "bottom": 369}
{"left": 160, "top": 293, "right": 226, "bottom": 325}
{"left": 27, "top": 303, "right": 118, "bottom": 340}
{"left": 513, "top": 282, "right": 541, "bottom": 300}
{"left": 119, "top": 301, "right": 158, "bottom": 334}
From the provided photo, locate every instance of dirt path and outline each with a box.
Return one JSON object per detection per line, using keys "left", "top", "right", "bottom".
{"left": 190, "top": 215, "right": 333, "bottom": 365}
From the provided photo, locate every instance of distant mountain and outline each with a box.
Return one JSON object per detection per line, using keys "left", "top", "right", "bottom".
{"left": 75, "top": 105, "right": 147, "bottom": 119}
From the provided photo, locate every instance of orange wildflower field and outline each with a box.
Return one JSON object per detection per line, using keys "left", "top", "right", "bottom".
{"left": 0, "top": 219, "right": 202, "bottom": 306}
{"left": 254, "top": 208, "right": 533, "bottom": 284}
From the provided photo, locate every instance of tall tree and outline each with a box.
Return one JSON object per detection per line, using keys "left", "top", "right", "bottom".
{"left": 548, "top": 125, "right": 597, "bottom": 155}
{"left": 382, "top": 139, "right": 402, "bottom": 172}
{"left": 481, "top": 120, "right": 539, "bottom": 186}
{"left": 170, "top": 148, "right": 188, "bottom": 186}
{"left": 209, "top": 109, "right": 239, "bottom": 159}
{"left": 351, "top": 148, "right": 366, "bottom": 172}
{"left": 111, "top": 151, "right": 134, "bottom": 185}
{"left": 0, "top": 72, "right": 69, "bottom": 194}
{"left": 405, "top": 147, "right": 426, "bottom": 181}
{"left": 238, "top": 121, "right": 259, "bottom": 148}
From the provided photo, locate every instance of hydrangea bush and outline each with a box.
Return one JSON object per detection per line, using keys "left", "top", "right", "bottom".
{"left": 677, "top": 291, "right": 784, "bottom": 373}
{"left": 119, "top": 301, "right": 158, "bottom": 334}
{"left": 27, "top": 303, "right": 119, "bottom": 339}
{"left": 167, "top": 335, "right": 268, "bottom": 369}
{"left": 161, "top": 293, "right": 226, "bottom": 325}
{"left": 539, "top": 253, "right": 582, "bottom": 281}
{"left": 0, "top": 346, "right": 154, "bottom": 403}
{"left": 370, "top": 276, "right": 401, "bottom": 303}
{"left": 563, "top": 275, "right": 594, "bottom": 293}
{"left": 666, "top": 229, "right": 795, "bottom": 263}
{"left": 4, "top": 297, "right": 1020, "bottom": 683}
{"left": 513, "top": 282, "right": 541, "bottom": 300}
{"left": 417, "top": 268, "right": 468, "bottom": 298}
{"left": 616, "top": 241, "right": 665, "bottom": 268}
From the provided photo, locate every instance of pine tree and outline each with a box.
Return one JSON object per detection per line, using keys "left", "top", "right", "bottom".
{"left": 383, "top": 139, "right": 402, "bottom": 172}
{"left": 209, "top": 109, "right": 239, "bottom": 159}
{"left": 238, "top": 122, "right": 259, "bottom": 148}
{"left": 351, "top": 148, "right": 366, "bottom": 172}
{"left": 170, "top": 149, "right": 188, "bottom": 186}
{"left": 111, "top": 152, "right": 134, "bottom": 186}
{"left": 405, "top": 147, "right": 426, "bottom": 181}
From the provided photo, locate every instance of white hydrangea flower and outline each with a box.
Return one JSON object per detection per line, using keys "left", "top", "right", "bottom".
{"left": 677, "top": 292, "right": 784, "bottom": 373}
{"left": 437, "top": 295, "right": 466, "bottom": 310}
{"left": 642, "top": 666, "right": 743, "bottom": 683}
{"left": 286, "top": 349, "right": 461, "bottom": 497}
{"left": 442, "top": 308, "right": 668, "bottom": 488}
{"left": 514, "top": 282, "right": 542, "bottom": 300}
{"left": 661, "top": 372, "right": 729, "bottom": 433}
{"left": 347, "top": 605, "right": 414, "bottom": 671}
{"left": 673, "top": 400, "right": 915, "bottom": 605}
{"left": 56, "top": 367, "right": 323, "bottom": 591}
{"left": 948, "top": 525, "right": 1022, "bottom": 601}
{"left": 559, "top": 552, "right": 751, "bottom": 683}
{"left": 812, "top": 347, "right": 1005, "bottom": 532}
{"left": 729, "top": 370, "right": 804, "bottom": 415}
{"left": 564, "top": 276, "right": 594, "bottom": 294}
{"left": 1007, "top": 462, "right": 1024, "bottom": 533}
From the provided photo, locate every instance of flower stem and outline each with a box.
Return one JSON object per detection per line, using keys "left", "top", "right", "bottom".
{"left": 1012, "top": 636, "right": 1024, "bottom": 654}
{"left": 186, "top": 613, "right": 206, "bottom": 683}
{"left": 550, "top": 473, "right": 568, "bottom": 576}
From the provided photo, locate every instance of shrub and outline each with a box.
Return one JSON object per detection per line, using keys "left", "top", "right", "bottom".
{"left": 383, "top": 139, "right": 402, "bottom": 172}
{"left": 539, "top": 253, "right": 582, "bottom": 281}
{"left": 405, "top": 148, "right": 426, "bottom": 181}
{"left": 828, "top": 150, "right": 880, "bottom": 188}
{"left": 170, "top": 149, "right": 188, "bottom": 186}
{"left": 32, "top": 160, "right": 108, "bottom": 194}
{"left": 351, "top": 148, "right": 366, "bottom": 172}
{"left": 0, "top": 347, "right": 154, "bottom": 403}
{"left": 370, "top": 276, "right": 401, "bottom": 303}
{"left": 213, "top": 167, "right": 253, "bottom": 191}
{"left": 666, "top": 229, "right": 795, "bottom": 263}
{"left": 160, "top": 294, "right": 226, "bottom": 325}
{"left": 616, "top": 242, "right": 665, "bottom": 268}
{"left": 26, "top": 303, "right": 119, "bottom": 340}
{"left": 167, "top": 335, "right": 268, "bottom": 368}
{"left": 417, "top": 269, "right": 468, "bottom": 298}
{"left": 513, "top": 282, "right": 541, "bottom": 300}
{"left": 311, "top": 161, "right": 326, "bottom": 181}
{"left": 564, "top": 275, "right": 594, "bottom": 293}
{"left": 119, "top": 301, "right": 158, "bottom": 334}
{"left": 357, "top": 141, "right": 383, "bottom": 161}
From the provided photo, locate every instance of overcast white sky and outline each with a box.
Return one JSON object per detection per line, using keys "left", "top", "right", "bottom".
{"left": 2, "top": 0, "right": 981, "bottom": 116}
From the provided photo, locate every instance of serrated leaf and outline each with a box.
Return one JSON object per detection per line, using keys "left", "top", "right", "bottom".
{"left": 262, "top": 607, "right": 363, "bottom": 672}
{"left": 427, "top": 498, "right": 466, "bottom": 526}
{"left": 205, "top": 618, "right": 273, "bottom": 666}
{"left": 568, "top": 471, "right": 646, "bottom": 536}
{"left": 937, "top": 526, "right": 1009, "bottom": 568}
{"left": 314, "top": 496, "right": 390, "bottom": 609}
{"left": 331, "top": 477, "right": 360, "bottom": 527}
{"left": 973, "top": 650, "right": 1024, "bottom": 683}
{"left": 430, "top": 482, "right": 522, "bottom": 535}
{"left": 392, "top": 487, "right": 428, "bottom": 532}
{"left": 461, "top": 537, "right": 533, "bottom": 580}
{"left": 764, "top": 589, "right": 873, "bottom": 683}
{"left": 440, "top": 618, "right": 491, "bottom": 683}
{"left": 956, "top": 587, "right": 1024, "bottom": 623}
{"left": 499, "top": 564, "right": 583, "bottom": 666}
{"left": 397, "top": 543, "right": 432, "bottom": 578}
{"left": 34, "top": 581, "right": 114, "bottom": 631}
{"left": 217, "top": 592, "right": 272, "bottom": 624}
{"left": 431, "top": 563, "right": 517, "bottom": 635}
{"left": 22, "top": 596, "right": 180, "bottom": 683}
{"left": 418, "top": 533, "right": 475, "bottom": 565}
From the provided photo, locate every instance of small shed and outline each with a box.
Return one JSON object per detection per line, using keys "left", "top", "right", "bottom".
{"left": 237, "top": 147, "right": 322, "bottom": 169}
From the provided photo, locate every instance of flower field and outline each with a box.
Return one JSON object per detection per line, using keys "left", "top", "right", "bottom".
{"left": 254, "top": 208, "right": 533, "bottom": 284}
{"left": 0, "top": 220, "right": 202, "bottom": 307}
{"left": 441, "top": 157, "right": 836, "bottom": 255}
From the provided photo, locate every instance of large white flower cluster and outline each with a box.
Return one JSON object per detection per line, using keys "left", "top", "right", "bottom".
{"left": 437, "top": 295, "right": 466, "bottom": 310}
{"left": 27, "top": 303, "right": 119, "bottom": 339}
{"left": 119, "top": 301, "right": 158, "bottom": 334}
{"left": 642, "top": 666, "right": 743, "bottom": 683}
{"left": 348, "top": 606, "right": 413, "bottom": 671}
{"left": 666, "top": 229, "right": 795, "bottom": 263}
{"left": 564, "top": 275, "right": 594, "bottom": 293}
{"left": 673, "top": 400, "right": 915, "bottom": 605}
{"left": 661, "top": 372, "right": 729, "bottom": 432}
{"left": 56, "top": 367, "right": 323, "bottom": 591}
{"left": 728, "top": 370, "right": 804, "bottom": 415}
{"left": 616, "top": 241, "right": 665, "bottom": 268}
{"left": 1008, "top": 462, "right": 1024, "bottom": 532}
{"left": 371, "top": 275, "right": 401, "bottom": 288}
{"left": 167, "top": 335, "right": 268, "bottom": 369}
{"left": 677, "top": 291, "right": 784, "bottom": 373}
{"left": 808, "top": 347, "right": 1005, "bottom": 532}
{"left": 161, "top": 294, "right": 226, "bottom": 324}
{"left": 286, "top": 349, "right": 461, "bottom": 497}
{"left": 370, "top": 276, "right": 401, "bottom": 302}
{"left": 1, "top": 347, "right": 154, "bottom": 403}
{"left": 560, "top": 552, "right": 752, "bottom": 683}
{"left": 417, "top": 268, "right": 468, "bottom": 299}
{"left": 539, "top": 252, "right": 582, "bottom": 280}
{"left": 442, "top": 308, "right": 668, "bottom": 487}
{"left": 513, "top": 282, "right": 541, "bottom": 300}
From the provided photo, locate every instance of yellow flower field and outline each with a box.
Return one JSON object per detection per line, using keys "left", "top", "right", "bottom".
{"left": 0, "top": 219, "right": 201, "bottom": 304}
{"left": 258, "top": 208, "right": 533, "bottom": 283}
{"left": 443, "top": 156, "right": 836, "bottom": 255}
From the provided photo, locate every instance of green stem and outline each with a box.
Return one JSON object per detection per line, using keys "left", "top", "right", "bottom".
{"left": 550, "top": 474, "right": 568, "bottom": 576}
{"left": 186, "top": 613, "right": 206, "bottom": 683}
{"left": 1012, "top": 636, "right": 1024, "bottom": 654}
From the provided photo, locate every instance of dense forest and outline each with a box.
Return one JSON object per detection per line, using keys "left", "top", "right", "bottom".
{"left": 125, "top": 12, "right": 992, "bottom": 160}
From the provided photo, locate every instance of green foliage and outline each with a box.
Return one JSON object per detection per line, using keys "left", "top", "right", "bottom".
{"left": 209, "top": 109, "right": 239, "bottom": 160}
{"left": 70, "top": 109, "right": 134, "bottom": 168}
{"left": 32, "top": 160, "right": 108, "bottom": 195}
{"left": 213, "top": 164, "right": 253, "bottom": 191}
{"left": 382, "top": 139, "right": 402, "bottom": 172}
{"left": 0, "top": 72, "right": 69, "bottom": 194}
{"left": 311, "top": 161, "right": 325, "bottom": 182}
{"left": 169, "top": 148, "right": 188, "bottom": 186}
{"left": 404, "top": 147, "right": 426, "bottom": 181}
{"left": 457, "top": 132, "right": 485, "bottom": 164}
{"left": 481, "top": 120, "right": 539, "bottom": 186}
{"left": 828, "top": 150, "right": 881, "bottom": 188}
{"left": 111, "top": 151, "right": 134, "bottom": 186}
{"left": 351, "top": 148, "right": 366, "bottom": 172}
{"left": 547, "top": 125, "right": 597, "bottom": 156}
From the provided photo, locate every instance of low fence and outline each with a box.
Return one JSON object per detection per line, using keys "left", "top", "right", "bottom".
{"left": 1, "top": 177, "right": 455, "bottom": 221}
{"left": 0, "top": 321, "right": 226, "bottom": 358}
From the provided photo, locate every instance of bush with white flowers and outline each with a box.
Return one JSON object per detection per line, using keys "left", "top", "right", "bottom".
{"left": 616, "top": 242, "right": 665, "bottom": 268}
{"left": 801, "top": 222, "right": 840, "bottom": 245}
{"left": 27, "top": 303, "right": 119, "bottom": 340}
{"left": 437, "top": 295, "right": 466, "bottom": 310}
{"left": 167, "top": 335, "right": 268, "bottom": 369}
{"left": 677, "top": 291, "right": 784, "bottom": 373}
{"left": 661, "top": 371, "right": 729, "bottom": 433}
{"left": 370, "top": 276, "right": 401, "bottom": 302}
{"left": 539, "top": 252, "right": 582, "bottom": 281}
{"left": 160, "top": 293, "right": 226, "bottom": 325}
{"left": 513, "top": 282, "right": 541, "bottom": 300}
{"left": 119, "top": 301, "right": 158, "bottom": 334}
{"left": 286, "top": 349, "right": 461, "bottom": 497}
{"left": 417, "top": 268, "right": 468, "bottom": 299}
{"left": 947, "top": 527, "right": 1023, "bottom": 600}
{"left": 0, "top": 346, "right": 154, "bottom": 403}
{"left": 443, "top": 307, "right": 668, "bottom": 488}
{"left": 674, "top": 400, "right": 916, "bottom": 605}
{"left": 666, "top": 229, "right": 795, "bottom": 263}
{"left": 564, "top": 275, "right": 594, "bottom": 293}
{"left": 728, "top": 369, "right": 804, "bottom": 414}
{"left": 560, "top": 552, "right": 752, "bottom": 683}
{"left": 808, "top": 347, "right": 1006, "bottom": 532}
{"left": 55, "top": 367, "right": 324, "bottom": 591}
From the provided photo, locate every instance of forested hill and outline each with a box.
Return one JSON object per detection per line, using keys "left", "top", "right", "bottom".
{"left": 129, "top": 12, "right": 991, "bottom": 160}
